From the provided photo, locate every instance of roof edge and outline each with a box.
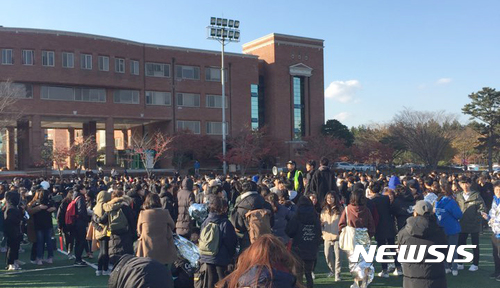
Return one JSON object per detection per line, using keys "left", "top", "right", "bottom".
{"left": 243, "top": 33, "right": 324, "bottom": 49}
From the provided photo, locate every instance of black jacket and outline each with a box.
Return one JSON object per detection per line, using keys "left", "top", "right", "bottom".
{"left": 176, "top": 178, "right": 195, "bottom": 236}
{"left": 73, "top": 191, "right": 89, "bottom": 228}
{"left": 369, "top": 194, "right": 396, "bottom": 239}
{"left": 127, "top": 189, "right": 143, "bottom": 217}
{"left": 230, "top": 191, "right": 269, "bottom": 236}
{"left": 310, "top": 166, "right": 338, "bottom": 204}
{"left": 285, "top": 204, "right": 322, "bottom": 261}
{"left": 397, "top": 215, "right": 447, "bottom": 288}
{"left": 159, "top": 187, "right": 178, "bottom": 223}
{"left": 108, "top": 203, "right": 136, "bottom": 258}
{"left": 3, "top": 191, "right": 22, "bottom": 240}
{"left": 108, "top": 254, "right": 172, "bottom": 288}
{"left": 391, "top": 192, "right": 415, "bottom": 231}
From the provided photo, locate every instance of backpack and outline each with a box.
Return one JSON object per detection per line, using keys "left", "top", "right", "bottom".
{"left": 172, "top": 257, "right": 195, "bottom": 288}
{"left": 65, "top": 196, "right": 80, "bottom": 227}
{"left": 198, "top": 222, "right": 221, "bottom": 256}
{"left": 108, "top": 207, "right": 129, "bottom": 234}
{"left": 245, "top": 209, "right": 272, "bottom": 243}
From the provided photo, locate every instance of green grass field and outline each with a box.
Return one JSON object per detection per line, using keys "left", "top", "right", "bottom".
{"left": 0, "top": 232, "right": 497, "bottom": 288}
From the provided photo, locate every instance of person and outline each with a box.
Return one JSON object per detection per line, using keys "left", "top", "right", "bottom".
{"left": 456, "top": 176, "right": 486, "bottom": 271}
{"left": 338, "top": 188, "right": 376, "bottom": 288}
{"left": 103, "top": 189, "right": 136, "bottom": 265}
{"left": 266, "top": 193, "right": 293, "bottom": 245}
{"left": 28, "top": 188, "right": 56, "bottom": 265}
{"left": 72, "top": 184, "right": 90, "bottom": 267}
{"left": 217, "top": 234, "right": 303, "bottom": 288}
{"left": 159, "top": 181, "right": 178, "bottom": 223}
{"left": 397, "top": 200, "right": 448, "bottom": 288}
{"left": 230, "top": 180, "right": 271, "bottom": 251}
{"left": 310, "top": 157, "right": 338, "bottom": 207}
{"left": 435, "top": 184, "right": 463, "bottom": 276}
{"left": 304, "top": 160, "right": 317, "bottom": 195}
{"left": 92, "top": 191, "right": 112, "bottom": 276}
{"left": 320, "top": 192, "right": 343, "bottom": 281}
{"left": 486, "top": 180, "right": 500, "bottom": 281}
{"left": 368, "top": 181, "right": 401, "bottom": 277}
{"left": 194, "top": 160, "right": 201, "bottom": 176}
{"left": 285, "top": 196, "right": 322, "bottom": 288}
{"left": 127, "top": 184, "right": 146, "bottom": 217}
{"left": 108, "top": 254, "right": 173, "bottom": 288}
{"left": 286, "top": 160, "right": 304, "bottom": 202}
{"left": 3, "top": 190, "right": 23, "bottom": 270}
{"left": 136, "top": 193, "right": 176, "bottom": 287}
{"left": 390, "top": 184, "right": 415, "bottom": 232}
{"left": 199, "top": 195, "right": 238, "bottom": 288}
{"left": 57, "top": 192, "right": 75, "bottom": 259}
{"left": 176, "top": 178, "right": 195, "bottom": 239}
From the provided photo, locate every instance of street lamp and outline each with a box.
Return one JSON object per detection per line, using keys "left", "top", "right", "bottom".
{"left": 207, "top": 17, "right": 240, "bottom": 176}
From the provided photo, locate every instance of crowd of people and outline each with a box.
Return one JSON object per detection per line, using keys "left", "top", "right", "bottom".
{"left": 0, "top": 158, "right": 500, "bottom": 288}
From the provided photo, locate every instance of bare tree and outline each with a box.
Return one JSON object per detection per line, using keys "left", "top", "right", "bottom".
{"left": 390, "top": 108, "right": 458, "bottom": 169}
{"left": 0, "top": 80, "right": 25, "bottom": 130}
{"left": 130, "top": 131, "right": 173, "bottom": 178}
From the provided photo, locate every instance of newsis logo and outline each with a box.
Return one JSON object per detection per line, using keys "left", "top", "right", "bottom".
{"left": 352, "top": 245, "right": 477, "bottom": 263}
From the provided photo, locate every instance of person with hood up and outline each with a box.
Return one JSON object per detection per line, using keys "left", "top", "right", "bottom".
{"left": 285, "top": 196, "right": 322, "bottom": 288}
{"left": 136, "top": 193, "right": 176, "bottom": 287}
{"left": 92, "top": 190, "right": 112, "bottom": 276}
{"left": 217, "top": 234, "right": 303, "bottom": 288}
{"left": 397, "top": 200, "right": 448, "bottom": 288}
{"left": 176, "top": 177, "right": 195, "bottom": 239}
{"left": 230, "top": 180, "right": 272, "bottom": 251}
{"left": 199, "top": 195, "right": 238, "bottom": 288}
{"left": 456, "top": 176, "right": 486, "bottom": 272}
{"left": 159, "top": 181, "right": 178, "bottom": 222}
{"left": 266, "top": 193, "right": 293, "bottom": 245}
{"left": 434, "top": 185, "right": 463, "bottom": 276}
{"left": 390, "top": 184, "right": 415, "bottom": 232}
{"left": 3, "top": 190, "right": 23, "bottom": 270}
{"left": 310, "top": 157, "right": 339, "bottom": 207}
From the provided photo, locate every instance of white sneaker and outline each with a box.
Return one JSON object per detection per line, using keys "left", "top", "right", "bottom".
{"left": 393, "top": 267, "right": 403, "bottom": 276}
{"left": 7, "top": 264, "right": 16, "bottom": 271}
{"left": 15, "top": 260, "right": 25, "bottom": 266}
{"left": 311, "top": 272, "right": 315, "bottom": 280}
{"left": 445, "top": 268, "right": 451, "bottom": 274}
{"left": 469, "top": 265, "right": 478, "bottom": 272}
{"left": 457, "top": 264, "right": 464, "bottom": 270}
{"left": 378, "top": 271, "right": 389, "bottom": 278}
{"left": 102, "top": 270, "right": 111, "bottom": 276}
{"left": 35, "top": 259, "right": 43, "bottom": 265}
{"left": 67, "top": 254, "right": 76, "bottom": 260}
{"left": 30, "top": 260, "right": 37, "bottom": 264}
{"left": 43, "top": 258, "right": 53, "bottom": 264}
{"left": 96, "top": 270, "right": 102, "bottom": 276}
{"left": 452, "top": 270, "right": 458, "bottom": 276}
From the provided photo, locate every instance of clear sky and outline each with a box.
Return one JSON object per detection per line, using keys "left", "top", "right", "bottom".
{"left": 1, "top": 0, "right": 499, "bottom": 128}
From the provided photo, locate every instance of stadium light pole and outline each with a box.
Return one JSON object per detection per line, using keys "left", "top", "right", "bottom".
{"left": 207, "top": 17, "right": 240, "bottom": 176}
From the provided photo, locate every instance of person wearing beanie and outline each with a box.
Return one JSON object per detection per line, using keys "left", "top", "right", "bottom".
{"left": 397, "top": 200, "right": 447, "bottom": 288}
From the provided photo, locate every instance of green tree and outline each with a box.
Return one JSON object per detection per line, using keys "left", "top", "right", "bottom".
{"left": 322, "top": 119, "right": 354, "bottom": 146}
{"left": 462, "top": 87, "right": 500, "bottom": 172}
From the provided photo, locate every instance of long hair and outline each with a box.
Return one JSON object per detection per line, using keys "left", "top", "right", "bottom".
{"left": 28, "top": 189, "right": 47, "bottom": 207}
{"left": 322, "top": 192, "right": 342, "bottom": 215}
{"left": 217, "top": 234, "right": 305, "bottom": 288}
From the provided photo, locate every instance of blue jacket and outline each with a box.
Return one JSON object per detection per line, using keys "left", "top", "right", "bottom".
{"left": 435, "top": 196, "right": 462, "bottom": 235}
{"left": 199, "top": 212, "right": 238, "bottom": 266}
{"left": 238, "top": 266, "right": 297, "bottom": 288}
{"left": 272, "top": 204, "right": 294, "bottom": 244}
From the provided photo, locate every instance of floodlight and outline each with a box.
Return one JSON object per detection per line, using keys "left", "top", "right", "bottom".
{"left": 228, "top": 20, "right": 234, "bottom": 27}
{"left": 216, "top": 29, "right": 222, "bottom": 37}
{"left": 223, "top": 29, "right": 228, "bottom": 38}
{"left": 210, "top": 17, "right": 216, "bottom": 25}
{"left": 216, "top": 18, "right": 222, "bottom": 26}
{"left": 234, "top": 20, "right": 240, "bottom": 28}
{"left": 210, "top": 28, "right": 216, "bottom": 37}
{"left": 228, "top": 30, "right": 234, "bottom": 38}
{"left": 234, "top": 31, "right": 240, "bottom": 40}
{"left": 222, "top": 19, "right": 228, "bottom": 27}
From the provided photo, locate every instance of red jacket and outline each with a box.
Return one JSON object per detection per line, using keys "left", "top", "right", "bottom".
{"left": 338, "top": 204, "right": 375, "bottom": 237}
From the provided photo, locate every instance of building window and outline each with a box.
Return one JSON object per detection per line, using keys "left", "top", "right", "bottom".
{"left": 22, "top": 50, "right": 34, "bottom": 65}
{"left": 74, "top": 88, "right": 106, "bottom": 102}
{"left": 80, "top": 54, "right": 92, "bottom": 70}
{"left": 293, "top": 77, "right": 305, "bottom": 140}
{"left": 115, "top": 58, "right": 125, "bottom": 73}
{"left": 205, "top": 67, "right": 227, "bottom": 82}
{"left": 1, "top": 83, "right": 33, "bottom": 98}
{"left": 251, "top": 84, "right": 259, "bottom": 130}
{"left": 98, "top": 56, "right": 109, "bottom": 71}
{"left": 176, "top": 93, "right": 200, "bottom": 107}
{"left": 146, "top": 91, "right": 171, "bottom": 106}
{"left": 145, "top": 62, "right": 170, "bottom": 77}
{"left": 113, "top": 90, "right": 139, "bottom": 104}
{"left": 1, "top": 49, "right": 13, "bottom": 65}
{"left": 206, "top": 122, "right": 228, "bottom": 135}
{"left": 130, "top": 60, "right": 139, "bottom": 75}
{"left": 177, "top": 120, "right": 201, "bottom": 134}
{"left": 41, "top": 85, "right": 105, "bottom": 102}
{"left": 206, "top": 95, "right": 228, "bottom": 108}
{"left": 176, "top": 65, "right": 200, "bottom": 80}
{"left": 62, "top": 52, "right": 74, "bottom": 68}
{"left": 42, "top": 51, "right": 55, "bottom": 67}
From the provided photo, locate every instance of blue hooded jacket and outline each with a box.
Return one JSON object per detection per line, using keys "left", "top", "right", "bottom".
{"left": 388, "top": 176, "right": 401, "bottom": 190}
{"left": 435, "top": 196, "right": 463, "bottom": 235}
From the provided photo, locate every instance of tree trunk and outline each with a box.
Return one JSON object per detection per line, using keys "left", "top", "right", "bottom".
{"left": 488, "top": 130, "right": 493, "bottom": 172}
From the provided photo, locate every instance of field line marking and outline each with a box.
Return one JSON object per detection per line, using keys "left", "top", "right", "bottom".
{"left": 57, "top": 249, "right": 98, "bottom": 270}
{"left": 1, "top": 265, "right": 75, "bottom": 275}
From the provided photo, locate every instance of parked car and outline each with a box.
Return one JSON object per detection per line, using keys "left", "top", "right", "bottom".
{"left": 333, "top": 162, "right": 356, "bottom": 170}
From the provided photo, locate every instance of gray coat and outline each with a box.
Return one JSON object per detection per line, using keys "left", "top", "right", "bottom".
{"left": 176, "top": 178, "right": 195, "bottom": 237}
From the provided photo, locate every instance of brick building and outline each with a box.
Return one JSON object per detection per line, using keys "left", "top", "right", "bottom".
{"left": 0, "top": 27, "right": 324, "bottom": 170}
